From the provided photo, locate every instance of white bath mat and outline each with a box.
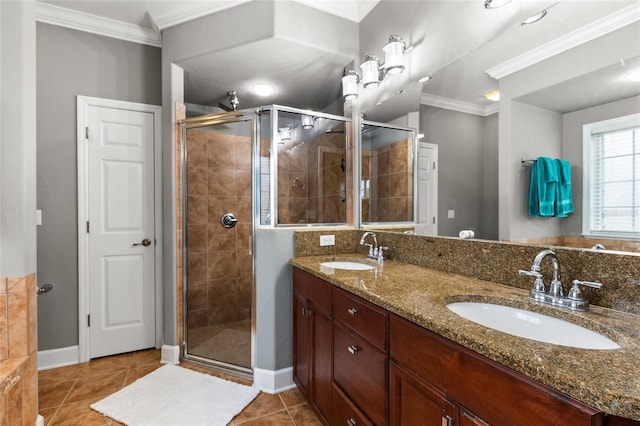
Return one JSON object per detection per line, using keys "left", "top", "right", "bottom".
{"left": 91, "top": 364, "right": 259, "bottom": 426}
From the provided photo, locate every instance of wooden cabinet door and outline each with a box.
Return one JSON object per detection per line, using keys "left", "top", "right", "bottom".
{"left": 312, "top": 307, "right": 332, "bottom": 423}
{"left": 390, "top": 361, "right": 456, "bottom": 426}
{"left": 293, "top": 290, "right": 311, "bottom": 398}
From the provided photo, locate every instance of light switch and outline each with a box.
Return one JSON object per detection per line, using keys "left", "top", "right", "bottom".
{"left": 448, "top": 210, "right": 455, "bottom": 219}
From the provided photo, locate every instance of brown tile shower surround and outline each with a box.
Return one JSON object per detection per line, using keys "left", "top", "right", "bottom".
{"left": 185, "top": 129, "right": 252, "bottom": 330}
{"left": 294, "top": 229, "right": 640, "bottom": 315}
{"left": 362, "top": 138, "right": 413, "bottom": 222}
{"left": 278, "top": 123, "right": 347, "bottom": 224}
{"left": 0, "top": 274, "right": 38, "bottom": 425}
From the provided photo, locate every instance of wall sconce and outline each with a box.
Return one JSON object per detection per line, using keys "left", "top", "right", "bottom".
{"left": 301, "top": 115, "right": 315, "bottom": 129}
{"left": 342, "top": 34, "right": 407, "bottom": 100}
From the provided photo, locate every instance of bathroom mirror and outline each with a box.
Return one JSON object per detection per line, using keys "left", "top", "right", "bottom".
{"left": 360, "top": 121, "right": 416, "bottom": 225}
{"left": 359, "top": 5, "right": 640, "bottom": 253}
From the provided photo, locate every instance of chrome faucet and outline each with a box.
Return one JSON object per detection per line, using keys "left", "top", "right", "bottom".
{"left": 519, "top": 249, "right": 602, "bottom": 311}
{"left": 359, "top": 231, "right": 388, "bottom": 263}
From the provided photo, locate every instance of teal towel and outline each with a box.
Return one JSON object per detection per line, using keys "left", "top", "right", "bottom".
{"left": 528, "top": 157, "right": 557, "bottom": 217}
{"left": 555, "top": 158, "right": 574, "bottom": 217}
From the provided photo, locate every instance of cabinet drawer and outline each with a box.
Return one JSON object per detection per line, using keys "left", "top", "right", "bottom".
{"left": 293, "top": 267, "right": 331, "bottom": 314}
{"left": 332, "top": 383, "right": 373, "bottom": 426}
{"left": 333, "top": 286, "right": 387, "bottom": 350}
{"left": 334, "top": 321, "right": 387, "bottom": 425}
{"left": 390, "top": 314, "right": 602, "bottom": 426}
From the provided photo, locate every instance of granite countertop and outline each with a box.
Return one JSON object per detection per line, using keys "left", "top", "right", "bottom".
{"left": 290, "top": 254, "right": 640, "bottom": 420}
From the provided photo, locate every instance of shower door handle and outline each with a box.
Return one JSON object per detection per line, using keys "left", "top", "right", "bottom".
{"left": 220, "top": 213, "right": 238, "bottom": 229}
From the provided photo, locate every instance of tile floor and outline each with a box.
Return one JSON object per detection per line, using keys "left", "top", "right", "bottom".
{"left": 38, "top": 348, "right": 322, "bottom": 425}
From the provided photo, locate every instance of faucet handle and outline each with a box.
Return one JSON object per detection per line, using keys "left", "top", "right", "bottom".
{"left": 568, "top": 279, "right": 602, "bottom": 301}
{"left": 518, "top": 269, "right": 542, "bottom": 278}
{"left": 378, "top": 246, "right": 388, "bottom": 261}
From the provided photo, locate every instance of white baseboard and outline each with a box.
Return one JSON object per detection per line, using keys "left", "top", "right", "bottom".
{"left": 253, "top": 367, "right": 296, "bottom": 394}
{"left": 37, "top": 346, "right": 79, "bottom": 371}
{"left": 160, "top": 344, "right": 180, "bottom": 365}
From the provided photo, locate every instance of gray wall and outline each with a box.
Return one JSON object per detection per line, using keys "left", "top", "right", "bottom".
{"left": 1, "top": 1, "right": 37, "bottom": 277}
{"left": 562, "top": 95, "right": 640, "bottom": 237}
{"left": 36, "top": 23, "right": 161, "bottom": 350}
{"left": 420, "top": 105, "right": 498, "bottom": 240}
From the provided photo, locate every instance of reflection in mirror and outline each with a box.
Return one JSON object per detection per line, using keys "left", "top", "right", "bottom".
{"left": 260, "top": 107, "right": 350, "bottom": 226}
{"left": 361, "top": 122, "right": 416, "bottom": 224}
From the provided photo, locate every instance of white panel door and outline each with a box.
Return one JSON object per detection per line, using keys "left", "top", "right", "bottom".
{"left": 416, "top": 142, "right": 438, "bottom": 236}
{"left": 87, "top": 105, "right": 155, "bottom": 358}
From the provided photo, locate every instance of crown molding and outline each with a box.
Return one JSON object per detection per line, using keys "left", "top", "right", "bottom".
{"left": 149, "top": 0, "right": 252, "bottom": 31}
{"left": 35, "top": 2, "right": 161, "bottom": 47}
{"left": 421, "top": 93, "right": 497, "bottom": 117}
{"left": 487, "top": 3, "right": 640, "bottom": 80}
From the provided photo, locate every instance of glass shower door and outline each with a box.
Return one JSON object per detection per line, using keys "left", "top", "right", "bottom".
{"left": 182, "top": 114, "right": 254, "bottom": 375}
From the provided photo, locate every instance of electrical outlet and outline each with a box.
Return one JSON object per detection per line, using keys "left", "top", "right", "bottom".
{"left": 320, "top": 235, "right": 335, "bottom": 246}
{"left": 448, "top": 210, "right": 455, "bottom": 219}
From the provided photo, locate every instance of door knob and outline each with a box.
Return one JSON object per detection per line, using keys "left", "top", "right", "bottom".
{"left": 133, "top": 238, "right": 152, "bottom": 247}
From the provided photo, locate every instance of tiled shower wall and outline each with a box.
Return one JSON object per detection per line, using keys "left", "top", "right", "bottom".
{"left": 185, "top": 130, "right": 252, "bottom": 328}
{"left": 278, "top": 126, "right": 346, "bottom": 224}
{"left": 362, "top": 138, "right": 413, "bottom": 222}
{"left": 0, "top": 274, "right": 38, "bottom": 424}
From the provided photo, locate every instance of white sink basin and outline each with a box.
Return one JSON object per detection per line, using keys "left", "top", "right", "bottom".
{"left": 319, "top": 261, "right": 375, "bottom": 271}
{"left": 446, "top": 302, "right": 620, "bottom": 350}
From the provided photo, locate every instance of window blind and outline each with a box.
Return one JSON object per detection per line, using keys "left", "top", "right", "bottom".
{"left": 589, "top": 126, "right": 640, "bottom": 234}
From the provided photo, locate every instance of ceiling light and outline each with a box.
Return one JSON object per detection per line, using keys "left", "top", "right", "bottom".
{"left": 252, "top": 83, "right": 275, "bottom": 97}
{"left": 484, "top": 0, "right": 511, "bottom": 9}
{"left": 361, "top": 54, "right": 381, "bottom": 88}
{"left": 418, "top": 75, "right": 433, "bottom": 83}
{"left": 383, "top": 35, "right": 405, "bottom": 75}
{"left": 522, "top": 9, "right": 548, "bottom": 25}
{"left": 341, "top": 69, "right": 359, "bottom": 100}
{"left": 484, "top": 90, "right": 500, "bottom": 102}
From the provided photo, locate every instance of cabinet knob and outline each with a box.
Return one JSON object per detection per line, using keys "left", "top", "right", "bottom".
{"left": 347, "top": 418, "right": 357, "bottom": 426}
{"left": 347, "top": 308, "right": 358, "bottom": 316}
{"left": 347, "top": 345, "right": 359, "bottom": 355}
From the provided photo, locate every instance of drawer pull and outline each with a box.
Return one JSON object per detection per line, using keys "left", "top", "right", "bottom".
{"left": 347, "top": 418, "right": 357, "bottom": 426}
{"left": 442, "top": 415, "right": 453, "bottom": 426}
{"left": 348, "top": 307, "right": 358, "bottom": 316}
{"left": 347, "top": 345, "right": 359, "bottom": 355}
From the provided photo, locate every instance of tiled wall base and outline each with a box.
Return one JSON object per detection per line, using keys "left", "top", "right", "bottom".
{"left": 253, "top": 367, "right": 295, "bottom": 394}
{"left": 0, "top": 274, "right": 38, "bottom": 426}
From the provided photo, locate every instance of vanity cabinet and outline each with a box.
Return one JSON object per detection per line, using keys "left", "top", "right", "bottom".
{"left": 292, "top": 268, "right": 332, "bottom": 424}
{"left": 332, "top": 287, "right": 388, "bottom": 425}
{"left": 390, "top": 314, "right": 603, "bottom": 426}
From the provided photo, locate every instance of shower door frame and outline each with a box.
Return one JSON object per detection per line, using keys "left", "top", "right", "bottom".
{"left": 179, "top": 109, "right": 258, "bottom": 378}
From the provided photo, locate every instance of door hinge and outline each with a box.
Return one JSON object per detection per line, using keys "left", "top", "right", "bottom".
{"left": 433, "top": 217, "right": 436, "bottom": 224}
{"left": 85, "top": 127, "right": 89, "bottom": 140}
{"left": 433, "top": 161, "right": 436, "bottom": 170}
{"left": 86, "top": 221, "right": 90, "bottom": 233}
{"left": 87, "top": 314, "right": 91, "bottom": 327}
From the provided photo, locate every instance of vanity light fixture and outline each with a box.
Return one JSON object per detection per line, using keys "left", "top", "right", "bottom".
{"left": 252, "top": 83, "right": 275, "bottom": 97}
{"left": 301, "top": 115, "right": 315, "bottom": 129}
{"left": 522, "top": 8, "right": 548, "bottom": 25}
{"left": 383, "top": 34, "right": 406, "bottom": 75}
{"left": 278, "top": 126, "right": 292, "bottom": 144}
{"left": 484, "top": 90, "right": 500, "bottom": 102}
{"left": 627, "top": 69, "right": 640, "bottom": 82}
{"left": 418, "top": 74, "right": 433, "bottom": 83}
{"left": 361, "top": 54, "right": 382, "bottom": 88}
{"left": 342, "top": 69, "right": 360, "bottom": 100}
{"left": 484, "top": 0, "right": 511, "bottom": 9}
{"left": 342, "top": 34, "right": 408, "bottom": 100}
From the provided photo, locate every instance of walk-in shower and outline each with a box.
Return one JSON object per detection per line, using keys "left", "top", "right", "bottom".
{"left": 179, "top": 105, "right": 351, "bottom": 377}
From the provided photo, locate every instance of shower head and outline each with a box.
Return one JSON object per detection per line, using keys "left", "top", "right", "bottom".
{"left": 227, "top": 91, "right": 239, "bottom": 111}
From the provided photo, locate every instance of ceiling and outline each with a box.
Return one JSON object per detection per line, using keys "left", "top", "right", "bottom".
{"left": 37, "top": 0, "right": 640, "bottom": 118}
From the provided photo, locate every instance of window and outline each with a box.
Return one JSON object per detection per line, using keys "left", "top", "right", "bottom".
{"left": 583, "top": 113, "right": 640, "bottom": 238}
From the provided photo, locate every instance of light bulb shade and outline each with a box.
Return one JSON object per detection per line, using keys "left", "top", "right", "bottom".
{"left": 301, "top": 115, "right": 314, "bottom": 129}
{"left": 360, "top": 54, "right": 381, "bottom": 88}
{"left": 341, "top": 69, "right": 359, "bottom": 100}
{"left": 383, "top": 35, "right": 405, "bottom": 75}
